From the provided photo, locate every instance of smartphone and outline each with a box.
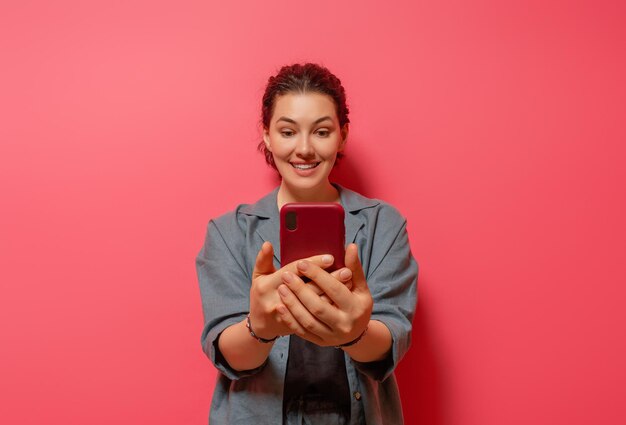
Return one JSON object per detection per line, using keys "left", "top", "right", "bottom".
{"left": 280, "top": 202, "right": 345, "bottom": 275}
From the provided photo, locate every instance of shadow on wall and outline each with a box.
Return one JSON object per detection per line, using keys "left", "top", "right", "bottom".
{"left": 329, "top": 151, "right": 374, "bottom": 198}
{"left": 397, "top": 292, "right": 444, "bottom": 425}
{"left": 331, "top": 155, "right": 443, "bottom": 424}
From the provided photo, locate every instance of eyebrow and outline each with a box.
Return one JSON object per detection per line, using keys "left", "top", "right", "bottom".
{"left": 275, "top": 116, "right": 333, "bottom": 125}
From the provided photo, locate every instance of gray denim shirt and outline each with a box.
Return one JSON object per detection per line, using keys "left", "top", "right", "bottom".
{"left": 196, "top": 183, "right": 419, "bottom": 424}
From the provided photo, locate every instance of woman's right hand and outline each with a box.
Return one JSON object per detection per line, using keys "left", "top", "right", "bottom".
{"left": 249, "top": 241, "right": 352, "bottom": 340}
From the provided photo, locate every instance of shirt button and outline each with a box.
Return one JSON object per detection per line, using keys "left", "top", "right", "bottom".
{"left": 353, "top": 391, "right": 362, "bottom": 401}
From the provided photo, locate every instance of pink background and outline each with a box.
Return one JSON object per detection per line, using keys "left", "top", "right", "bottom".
{"left": 1, "top": 1, "right": 625, "bottom": 424}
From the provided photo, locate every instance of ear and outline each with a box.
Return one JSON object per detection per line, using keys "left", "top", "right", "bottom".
{"left": 338, "top": 123, "right": 349, "bottom": 151}
{"left": 263, "top": 128, "right": 272, "bottom": 152}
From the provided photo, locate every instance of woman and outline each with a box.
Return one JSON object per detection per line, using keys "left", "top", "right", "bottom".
{"left": 196, "top": 63, "right": 418, "bottom": 424}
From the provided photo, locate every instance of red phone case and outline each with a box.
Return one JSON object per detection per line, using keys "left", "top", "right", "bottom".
{"left": 280, "top": 202, "right": 345, "bottom": 272}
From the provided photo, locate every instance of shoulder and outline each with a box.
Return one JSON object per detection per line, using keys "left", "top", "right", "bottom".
{"left": 205, "top": 187, "right": 278, "bottom": 237}
{"left": 337, "top": 184, "right": 407, "bottom": 229}
{"left": 210, "top": 187, "right": 278, "bottom": 225}
{"left": 209, "top": 205, "right": 247, "bottom": 232}
{"left": 372, "top": 199, "right": 407, "bottom": 227}
{"left": 205, "top": 208, "right": 240, "bottom": 241}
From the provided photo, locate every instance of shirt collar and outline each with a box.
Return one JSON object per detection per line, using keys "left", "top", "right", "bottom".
{"left": 239, "top": 183, "right": 378, "bottom": 265}
{"left": 239, "top": 183, "right": 379, "bottom": 218}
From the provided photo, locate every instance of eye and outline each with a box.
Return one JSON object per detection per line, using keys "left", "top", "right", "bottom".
{"left": 280, "top": 129, "right": 295, "bottom": 137}
{"left": 316, "top": 129, "right": 330, "bottom": 137}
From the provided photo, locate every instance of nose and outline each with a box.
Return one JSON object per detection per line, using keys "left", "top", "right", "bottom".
{"left": 294, "top": 133, "right": 314, "bottom": 157}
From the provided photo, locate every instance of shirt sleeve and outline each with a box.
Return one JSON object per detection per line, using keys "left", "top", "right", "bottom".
{"left": 352, "top": 208, "right": 419, "bottom": 382}
{"left": 196, "top": 218, "right": 266, "bottom": 380}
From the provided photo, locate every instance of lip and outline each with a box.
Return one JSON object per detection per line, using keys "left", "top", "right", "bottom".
{"left": 290, "top": 161, "right": 320, "bottom": 166}
{"left": 289, "top": 161, "right": 321, "bottom": 176}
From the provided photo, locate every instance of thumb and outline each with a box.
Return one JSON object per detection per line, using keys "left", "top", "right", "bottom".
{"left": 253, "top": 242, "right": 276, "bottom": 278}
{"left": 345, "top": 243, "right": 367, "bottom": 292}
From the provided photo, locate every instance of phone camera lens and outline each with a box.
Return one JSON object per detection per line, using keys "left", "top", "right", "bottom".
{"left": 286, "top": 211, "right": 297, "bottom": 231}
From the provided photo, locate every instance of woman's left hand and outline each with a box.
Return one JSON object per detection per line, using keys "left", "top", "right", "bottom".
{"left": 276, "top": 243, "right": 373, "bottom": 347}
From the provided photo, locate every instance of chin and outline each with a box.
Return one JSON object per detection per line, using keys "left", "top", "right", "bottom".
{"left": 295, "top": 180, "right": 325, "bottom": 191}
{"left": 282, "top": 175, "right": 330, "bottom": 192}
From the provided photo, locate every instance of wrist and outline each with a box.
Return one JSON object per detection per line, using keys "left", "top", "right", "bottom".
{"left": 341, "top": 320, "right": 392, "bottom": 362}
{"left": 246, "top": 314, "right": 279, "bottom": 343}
{"left": 335, "top": 325, "right": 368, "bottom": 349}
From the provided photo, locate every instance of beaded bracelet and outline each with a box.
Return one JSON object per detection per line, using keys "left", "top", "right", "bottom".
{"left": 246, "top": 314, "right": 279, "bottom": 343}
{"left": 335, "top": 326, "right": 368, "bottom": 349}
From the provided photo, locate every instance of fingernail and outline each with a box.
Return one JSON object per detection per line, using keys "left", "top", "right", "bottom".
{"left": 340, "top": 269, "right": 352, "bottom": 280}
{"left": 282, "top": 271, "right": 292, "bottom": 283}
{"left": 322, "top": 255, "right": 333, "bottom": 264}
{"left": 297, "top": 260, "right": 309, "bottom": 271}
{"left": 278, "top": 285, "right": 289, "bottom": 297}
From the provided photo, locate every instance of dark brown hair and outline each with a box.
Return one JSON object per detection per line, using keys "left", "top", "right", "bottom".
{"left": 258, "top": 63, "right": 350, "bottom": 170}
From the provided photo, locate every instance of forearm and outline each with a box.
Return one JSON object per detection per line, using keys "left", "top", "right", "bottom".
{"left": 341, "top": 319, "right": 392, "bottom": 362}
{"left": 217, "top": 319, "right": 275, "bottom": 371}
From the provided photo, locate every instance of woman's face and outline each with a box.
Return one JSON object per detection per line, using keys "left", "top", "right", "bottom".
{"left": 263, "top": 92, "right": 348, "bottom": 192}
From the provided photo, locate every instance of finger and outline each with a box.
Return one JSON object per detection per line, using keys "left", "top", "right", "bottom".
{"left": 274, "top": 305, "right": 297, "bottom": 337}
{"left": 330, "top": 267, "right": 352, "bottom": 283}
{"left": 307, "top": 282, "right": 324, "bottom": 297}
{"left": 330, "top": 268, "right": 353, "bottom": 291}
{"left": 276, "top": 303, "right": 323, "bottom": 344}
{"left": 296, "top": 260, "right": 352, "bottom": 310}
{"left": 278, "top": 283, "right": 331, "bottom": 337}
{"left": 319, "top": 294, "right": 333, "bottom": 304}
{"left": 278, "top": 277, "right": 335, "bottom": 335}
{"left": 282, "top": 254, "right": 335, "bottom": 277}
{"left": 263, "top": 253, "right": 334, "bottom": 293}
{"left": 306, "top": 282, "right": 334, "bottom": 304}
{"left": 283, "top": 268, "right": 344, "bottom": 326}
{"left": 306, "top": 270, "right": 350, "bottom": 301}
{"left": 345, "top": 243, "right": 368, "bottom": 292}
{"left": 253, "top": 242, "right": 276, "bottom": 278}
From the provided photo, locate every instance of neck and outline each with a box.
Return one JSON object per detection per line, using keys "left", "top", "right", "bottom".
{"left": 277, "top": 180, "right": 340, "bottom": 210}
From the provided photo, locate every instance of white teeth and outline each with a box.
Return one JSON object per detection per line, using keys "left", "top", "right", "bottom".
{"left": 292, "top": 162, "right": 319, "bottom": 170}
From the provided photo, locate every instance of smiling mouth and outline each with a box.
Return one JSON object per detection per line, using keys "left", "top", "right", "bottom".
{"left": 290, "top": 162, "right": 321, "bottom": 170}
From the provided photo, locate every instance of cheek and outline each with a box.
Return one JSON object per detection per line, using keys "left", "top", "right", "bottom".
{"left": 268, "top": 140, "right": 288, "bottom": 157}
{"left": 319, "top": 142, "right": 342, "bottom": 159}
{"left": 271, "top": 146, "right": 295, "bottom": 166}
